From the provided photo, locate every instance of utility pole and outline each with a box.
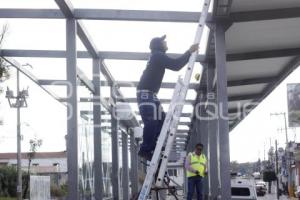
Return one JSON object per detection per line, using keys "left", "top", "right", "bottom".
{"left": 270, "top": 112, "right": 291, "bottom": 197}
{"left": 275, "top": 140, "right": 279, "bottom": 200}
{"left": 16, "top": 70, "right": 22, "bottom": 200}
{"left": 6, "top": 69, "right": 29, "bottom": 200}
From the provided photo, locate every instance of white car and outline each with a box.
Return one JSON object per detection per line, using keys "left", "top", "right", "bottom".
{"left": 255, "top": 181, "right": 267, "bottom": 196}
{"left": 231, "top": 178, "right": 258, "bottom": 200}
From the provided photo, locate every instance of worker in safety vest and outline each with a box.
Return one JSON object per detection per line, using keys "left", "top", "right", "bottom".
{"left": 185, "top": 143, "right": 207, "bottom": 200}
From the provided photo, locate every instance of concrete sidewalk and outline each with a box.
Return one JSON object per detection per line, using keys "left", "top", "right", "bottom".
{"left": 258, "top": 193, "right": 291, "bottom": 200}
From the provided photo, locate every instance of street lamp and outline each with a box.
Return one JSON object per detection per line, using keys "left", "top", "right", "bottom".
{"left": 270, "top": 112, "right": 288, "bottom": 145}
{"left": 5, "top": 69, "right": 29, "bottom": 200}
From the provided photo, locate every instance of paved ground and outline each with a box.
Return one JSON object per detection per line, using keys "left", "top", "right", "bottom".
{"left": 258, "top": 193, "right": 290, "bottom": 200}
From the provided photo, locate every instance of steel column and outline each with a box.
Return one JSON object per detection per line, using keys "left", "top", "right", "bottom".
{"left": 16, "top": 70, "right": 22, "bottom": 200}
{"left": 111, "top": 86, "right": 120, "bottom": 200}
{"left": 207, "top": 62, "right": 219, "bottom": 199}
{"left": 66, "top": 19, "right": 79, "bottom": 200}
{"left": 122, "top": 132, "right": 129, "bottom": 200}
{"left": 130, "top": 131, "right": 139, "bottom": 195}
{"left": 197, "top": 69, "right": 209, "bottom": 199}
{"left": 93, "top": 59, "right": 103, "bottom": 200}
{"left": 215, "top": 22, "right": 231, "bottom": 199}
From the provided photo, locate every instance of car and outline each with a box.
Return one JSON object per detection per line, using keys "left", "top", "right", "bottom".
{"left": 255, "top": 182, "right": 267, "bottom": 196}
{"left": 231, "top": 178, "right": 258, "bottom": 200}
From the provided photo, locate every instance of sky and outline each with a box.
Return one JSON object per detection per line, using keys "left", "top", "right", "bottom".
{"left": 0, "top": 0, "right": 299, "bottom": 163}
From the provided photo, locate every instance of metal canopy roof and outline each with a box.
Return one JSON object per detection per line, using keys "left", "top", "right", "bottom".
{"left": 0, "top": 0, "right": 300, "bottom": 158}
{"left": 221, "top": 0, "right": 300, "bottom": 130}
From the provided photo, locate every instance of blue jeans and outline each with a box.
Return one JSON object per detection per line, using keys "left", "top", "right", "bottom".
{"left": 187, "top": 176, "right": 203, "bottom": 200}
{"left": 137, "top": 91, "right": 166, "bottom": 152}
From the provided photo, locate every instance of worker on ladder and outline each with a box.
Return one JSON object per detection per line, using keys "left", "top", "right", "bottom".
{"left": 185, "top": 143, "right": 207, "bottom": 200}
{"left": 136, "top": 35, "right": 199, "bottom": 161}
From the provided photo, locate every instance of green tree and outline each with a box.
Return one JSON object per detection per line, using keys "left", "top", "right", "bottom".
{"left": 0, "top": 166, "right": 17, "bottom": 197}
{"left": 22, "top": 138, "right": 42, "bottom": 199}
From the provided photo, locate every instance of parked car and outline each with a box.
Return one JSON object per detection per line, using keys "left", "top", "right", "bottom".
{"left": 231, "top": 178, "right": 258, "bottom": 200}
{"left": 252, "top": 172, "right": 261, "bottom": 180}
{"left": 255, "top": 181, "right": 267, "bottom": 196}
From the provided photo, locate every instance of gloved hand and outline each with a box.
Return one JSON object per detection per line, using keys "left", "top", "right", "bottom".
{"left": 189, "top": 43, "right": 199, "bottom": 53}
{"left": 204, "top": 171, "right": 208, "bottom": 176}
{"left": 194, "top": 170, "right": 200, "bottom": 175}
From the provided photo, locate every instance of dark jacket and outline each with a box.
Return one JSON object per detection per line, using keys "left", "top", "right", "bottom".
{"left": 137, "top": 50, "right": 191, "bottom": 93}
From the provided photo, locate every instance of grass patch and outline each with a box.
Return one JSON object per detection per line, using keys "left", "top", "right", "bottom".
{"left": 0, "top": 197, "right": 17, "bottom": 200}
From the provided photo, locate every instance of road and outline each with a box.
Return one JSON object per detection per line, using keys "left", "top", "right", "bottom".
{"left": 258, "top": 193, "right": 291, "bottom": 200}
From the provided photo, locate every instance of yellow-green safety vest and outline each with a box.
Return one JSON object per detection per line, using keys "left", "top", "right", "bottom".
{"left": 186, "top": 152, "right": 207, "bottom": 178}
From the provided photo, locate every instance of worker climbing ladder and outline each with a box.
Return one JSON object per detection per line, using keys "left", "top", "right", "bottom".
{"left": 137, "top": 0, "right": 212, "bottom": 199}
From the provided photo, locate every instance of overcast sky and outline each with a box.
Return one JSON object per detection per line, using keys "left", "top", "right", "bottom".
{"left": 0, "top": 0, "right": 299, "bottom": 163}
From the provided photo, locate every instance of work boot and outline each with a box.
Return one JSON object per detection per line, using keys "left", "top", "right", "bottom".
{"left": 138, "top": 150, "right": 153, "bottom": 161}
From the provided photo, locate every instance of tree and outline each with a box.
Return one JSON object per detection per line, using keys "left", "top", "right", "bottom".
{"left": 0, "top": 24, "right": 10, "bottom": 82}
{"left": 0, "top": 24, "right": 10, "bottom": 126}
{"left": 22, "top": 138, "right": 42, "bottom": 199}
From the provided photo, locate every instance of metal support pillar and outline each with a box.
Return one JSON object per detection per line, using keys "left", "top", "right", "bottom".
{"left": 198, "top": 69, "right": 209, "bottom": 199}
{"left": 215, "top": 22, "right": 231, "bottom": 199}
{"left": 66, "top": 19, "right": 79, "bottom": 200}
{"left": 207, "top": 62, "right": 219, "bottom": 200}
{"left": 130, "top": 131, "right": 139, "bottom": 195}
{"left": 111, "top": 86, "right": 120, "bottom": 200}
{"left": 93, "top": 59, "right": 103, "bottom": 200}
{"left": 16, "top": 70, "right": 22, "bottom": 200}
{"left": 187, "top": 122, "right": 197, "bottom": 152}
{"left": 122, "top": 132, "right": 130, "bottom": 200}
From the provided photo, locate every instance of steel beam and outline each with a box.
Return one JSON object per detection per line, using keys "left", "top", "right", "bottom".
{"left": 1, "top": 57, "right": 63, "bottom": 105}
{"left": 66, "top": 18, "right": 79, "bottom": 200}
{"left": 37, "top": 76, "right": 274, "bottom": 89}
{"left": 3, "top": 47, "right": 300, "bottom": 62}
{"left": 0, "top": 49, "right": 206, "bottom": 61}
{"left": 1, "top": 7, "right": 300, "bottom": 23}
{"left": 93, "top": 59, "right": 103, "bottom": 200}
{"left": 99, "top": 51, "right": 206, "bottom": 62}
{"left": 77, "top": 68, "right": 95, "bottom": 93}
{"left": 54, "top": 0, "right": 138, "bottom": 126}
{"left": 215, "top": 22, "right": 231, "bottom": 199}
{"left": 228, "top": 93, "right": 261, "bottom": 101}
{"left": 102, "top": 80, "right": 200, "bottom": 90}
{"left": 227, "top": 77, "right": 276, "bottom": 87}
{"left": 0, "top": 9, "right": 64, "bottom": 18}
{"left": 122, "top": 98, "right": 195, "bottom": 104}
{"left": 230, "top": 7, "right": 300, "bottom": 23}
{"left": 226, "top": 47, "right": 300, "bottom": 61}
{"left": 0, "top": 8, "right": 212, "bottom": 22}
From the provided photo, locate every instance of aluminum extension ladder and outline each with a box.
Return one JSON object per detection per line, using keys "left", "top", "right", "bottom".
{"left": 138, "top": 0, "right": 212, "bottom": 199}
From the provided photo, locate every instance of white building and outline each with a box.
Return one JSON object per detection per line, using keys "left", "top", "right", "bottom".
{"left": 0, "top": 151, "right": 67, "bottom": 185}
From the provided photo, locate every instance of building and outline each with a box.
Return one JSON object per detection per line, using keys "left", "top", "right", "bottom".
{"left": 0, "top": 151, "right": 67, "bottom": 185}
